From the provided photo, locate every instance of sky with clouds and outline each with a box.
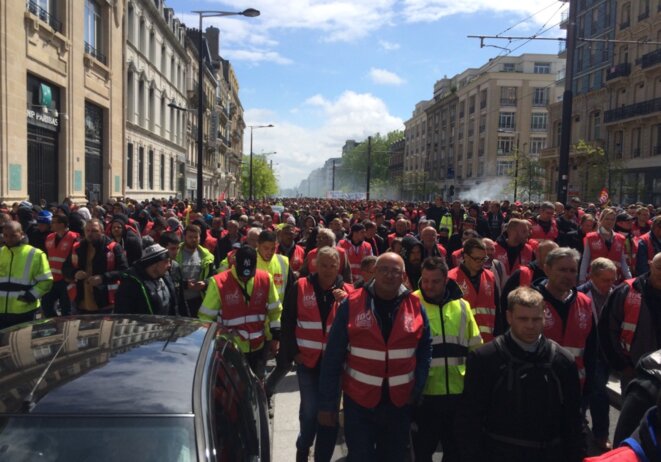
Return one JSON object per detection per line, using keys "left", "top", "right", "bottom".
{"left": 167, "top": 0, "right": 567, "bottom": 190}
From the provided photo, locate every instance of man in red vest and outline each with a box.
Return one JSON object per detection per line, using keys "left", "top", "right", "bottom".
{"left": 41, "top": 214, "right": 79, "bottom": 317}
{"left": 198, "top": 245, "right": 281, "bottom": 379}
{"left": 337, "top": 223, "right": 373, "bottom": 282}
{"left": 281, "top": 246, "right": 352, "bottom": 462}
{"left": 533, "top": 247, "right": 594, "bottom": 389}
{"left": 635, "top": 215, "right": 661, "bottom": 276}
{"left": 317, "top": 252, "right": 432, "bottom": 461}
{"left": 530, "top": 201, "right": 559, "bottom": 241}
{"left": 493, "top": 218, "right": 534, "bottom": 288}
{"left": 276, "top": 223, "right": 305, "bottom": 277}
{"left": 599, "top": 252, "right": 661, "bottom": 391}
{"left": 448, "top": 238, "right": 499, "bottom": 343}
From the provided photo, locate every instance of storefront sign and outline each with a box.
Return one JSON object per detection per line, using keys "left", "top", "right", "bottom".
{"left": 26, "top": 109, "right": 59, "bottom": 129}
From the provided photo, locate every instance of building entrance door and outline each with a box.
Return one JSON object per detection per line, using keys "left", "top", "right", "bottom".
{"left": 27, "top": 125, "right": 58, "bottom": 203}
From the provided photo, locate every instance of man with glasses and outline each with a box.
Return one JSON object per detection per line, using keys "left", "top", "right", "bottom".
{"left": 318, "top": 252, "right": 432, "bottom": 461}
{"left": 448, "top": 238, "right": 499, "bottom": 343}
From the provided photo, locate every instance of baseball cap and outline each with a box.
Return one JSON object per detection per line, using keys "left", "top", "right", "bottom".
{"left": 235, "top": 245, "right": 257, "bottom": 278}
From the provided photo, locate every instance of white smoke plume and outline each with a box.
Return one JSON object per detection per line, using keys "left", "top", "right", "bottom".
{"left": 459, "top": 178, "right": 511, "bottom": 203}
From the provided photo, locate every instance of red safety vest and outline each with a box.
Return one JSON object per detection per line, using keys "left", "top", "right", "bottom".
{"left": 140, "top": 221, "right": 154, "bottom": 237}
{"left": 519, "top": 266, "right": 533, "bottom": 287}
{"left": 69, "top": 240, "right": 119, "bottom": 304}
{"left": 45, "top": 231, "right": 79, "bottom": 282}
{"left": 493, "top": 241, "right": 534, "bottom": 282}
{"left": 337, "top": 239, "right": 373, "bottom": 280}
{"left": 530, "top": 218, "right": 558, "bottom": 241}
{"left": 277, "top": 244, "right": 305, "bottom": 273}
{"left": 632, "top": 220, "right": 651, "bottom": 238}
{"left": 295, "top": 277, "right": 352, "bottom": 368}
{"left": 542, "top": 292, "right": 593, "bottom": 386}
{"left": 204, "top": 229, "right": 217, "bottom": 254}
{"left": 585, "top": 231, "right": 626, "bottom": 276}
{"left": 448, "top": 267, "right": 496, "bottom": 342}
{"left": 583, "top": 446, "right": 639, "bottom": 461}
{"left": 214, "top": 269, "right": 270, "bottom": 351}
{"left": 342, "top": 289, "right": 423, "bottom": 408}
{"left": 307, "top": 247, "right": 348, "bottom": 274}
{"left": 451, "top": 248, "right": 464, "bottom": 268}
{"left": 619, "top": 279, "right": 643, "bottom": 355}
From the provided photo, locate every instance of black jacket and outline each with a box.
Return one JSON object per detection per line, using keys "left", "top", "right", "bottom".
{"left": 456, "top": 332, "right": 585, "bottom": 462}
{"left": 115, "top": 266, "right": 178, "bottom": 316}
{"left": 599, "top": 273, "right": 661, "bottom": 372}
{"left": 62, "top": 235, "right": 129, "bottom": 308}
{"left": 114, "top": 228, "right": 143, "bottom": 266}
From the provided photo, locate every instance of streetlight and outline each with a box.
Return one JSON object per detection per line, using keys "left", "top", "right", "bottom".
{"left": 248, "top": 124, "right": 274, "bottom": 200}
{"left": 192, "top": 8, "right": 260, "bottom": 211}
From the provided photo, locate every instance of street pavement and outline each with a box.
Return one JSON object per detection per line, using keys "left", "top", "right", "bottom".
{"left": 271, "top": 371, "right": 625, "bottom": 461}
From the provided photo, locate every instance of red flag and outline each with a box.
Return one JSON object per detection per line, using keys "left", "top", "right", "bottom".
{"left": 598, "top": 188, "right": 609, "bottom": 205}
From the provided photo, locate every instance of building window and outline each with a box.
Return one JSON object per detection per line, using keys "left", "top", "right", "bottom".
{"left": 497, "top": 137, "right": 514, "bottom": 156}
{"left": 160, "top": 95, "right": 166, "bottom": 137}
{"left": 621, "top": 2, "right": 631, "bottom": 28}
{"left": 533, "top": 88, "right": 549, "bottom": 106}
{"left": 160, "top": 153, "right": 165, "bottom": 190}
{"left": 632, "top": 127, "right": 642, "bottom": 157}
{"left": 127, "top": 3, "right": 134, "bottom": 42}
{"left": 149, "top": 30, "right": 155, "bottom": 62}
{"left": 613, "top": 130, "right": 623, "bottom": 158}
{"left": 28, "top": 0, "right": 61, "bottom": 32}
{"left": 497, "top": 161, "right": 514, "bottom": 176}
{"left": 529, "top": 137, "right": 546, "bottom": 154}
{"left": 531, "top": 112, "right": 548, "bottom": 131}
{"left": 534, "top": 62, "right": 551, "bottom": 74}
{"left": 138, "top": 80, "right": 145, "bottom": 127}
{"left": 591, "top": 112, "right": 602, "bottom": 140}
{"left": 148, "top": 87, "right": 154, "bottom": 132}
{"left": 498, "top": 112, "right": 516, "bottom": 130}
{"left": 477, "top": 161, "right": 484, "bottom": 177}
{"left": 139, "top": 17, "right": 146, "bottom": 52}
{"left": 639, "top": 0, "right": 650, "bottom": 20}
{"left": 148, "top": 149, "right": 154, "bottom": 189}
{"left": 127, "top": 143, "right": 134, "bottom": 188}
{"left": 170, "top": 157, "right": 175, "bottom": 190}
{"left": 503, "top": 62, "right": 515, "bottom": 72}
{"left": 500, "top": 87, "right": 517, "bottom": 106}
{"left": 138, "top": 146, "right": 144, "bottom": 188}
{"left": 84, "top": 0, "right": 104, "bottom": 63}
{"left": 127, "top": 70, "right": 135, "bottom": 123}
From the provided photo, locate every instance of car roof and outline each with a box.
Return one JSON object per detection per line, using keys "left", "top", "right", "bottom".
{"left": 0, "top": 315, "right": 214, "bottom": 415}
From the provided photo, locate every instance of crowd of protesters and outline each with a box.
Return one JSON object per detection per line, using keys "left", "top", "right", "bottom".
{"left": 1, "top": 194, "right": 661, "bottom": 461}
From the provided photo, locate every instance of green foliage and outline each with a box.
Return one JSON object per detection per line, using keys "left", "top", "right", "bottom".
{"left": 337, "top": 130, "right": 404, "bottom": 195}
{"left": 573, "top": 139, "right": 607, "bottom": 202}
{"left": 240, "top": 154, "right": 279, "bottom": 199}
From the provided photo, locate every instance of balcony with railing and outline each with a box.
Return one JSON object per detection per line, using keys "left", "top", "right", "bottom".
{"left": 85, "top": 42, "right": 106, "bottom": 64}
{"left": 26, "top": 0, "right": 62, "bottom": 33}
{"left": 606, "top": 62, "right": 631, "bottom": 81}
{"left": 605, "top": 97, "right": 661, "bottom": 123}
{"left": 500, "top": 98, "right": 517, "bottom": 107}
{"left": 642, "top": 49, "right": 661, "bottom": 70}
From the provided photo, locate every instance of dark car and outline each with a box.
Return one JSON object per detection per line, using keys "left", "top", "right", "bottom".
{"left": 0, "top": 315, "right": 270, "bottom": 462}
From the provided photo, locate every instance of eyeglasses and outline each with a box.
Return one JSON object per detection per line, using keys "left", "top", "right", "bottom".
{"left": 376, "top": 267, "right": 403, "bottom": 277}
{"left": 466, "top": 254, "right": 489, "bottom": 263}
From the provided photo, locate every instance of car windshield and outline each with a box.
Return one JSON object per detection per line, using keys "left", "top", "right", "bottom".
{"left": 0, "top": 415, "right": 196, "bottom": 462}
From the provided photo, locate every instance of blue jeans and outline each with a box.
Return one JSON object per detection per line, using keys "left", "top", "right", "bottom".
{"left": 297, "top": 364, "right": 338, "bottom": 461}
{"left": 343, "top": 394, "right": 412, "bottom": 462}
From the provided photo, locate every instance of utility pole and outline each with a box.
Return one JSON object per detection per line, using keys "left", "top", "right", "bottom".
{"left": 366, "top": 136, "right": 372, "bottom": 201}
{"left": 332, "top": 159, "right": 336, "bottom": 190}
{"left": 557, "top": 0, "right": 578, "bottom": 204}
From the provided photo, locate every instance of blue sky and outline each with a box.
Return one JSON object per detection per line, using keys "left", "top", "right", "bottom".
{"left": 167, "top": 1, "right": 566, "bottom": 189}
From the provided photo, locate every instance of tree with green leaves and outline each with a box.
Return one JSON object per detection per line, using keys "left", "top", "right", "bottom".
{"left": 338, "top": 131, "right": 404, "bottom": 196}
{"left": 241, "top": 154, "right": 278, "bottom": 199}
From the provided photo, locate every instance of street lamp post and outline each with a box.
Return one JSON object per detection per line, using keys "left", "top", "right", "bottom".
{"left": 248, "top": 124, "right": 274, "bottom": 201}
{"left": 192, "top": 9, "right": 259, "bottom": 211}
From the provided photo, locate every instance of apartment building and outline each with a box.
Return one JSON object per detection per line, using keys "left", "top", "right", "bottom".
{"left": 1, "top": 0, "right": 124, "bottom": 204}
{"left": 542, "top": 0, "right": 617, "bottom": 201}
{"left": 403, "top": 100, "right": 432, "bottom": 200}
{"left": 420, "top": 54, "right": 563, "bottom": 201}
{"left": 125, "top": 1, "right": 187, "bottom": 201}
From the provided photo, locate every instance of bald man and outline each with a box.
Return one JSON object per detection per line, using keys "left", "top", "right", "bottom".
{"left": 318, "top": 252, "right": 432, "bottom": 461}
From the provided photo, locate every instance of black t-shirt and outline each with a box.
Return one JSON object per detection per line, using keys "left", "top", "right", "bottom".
{"left": 372, "top": 293, "right": 400, "bottom": 342}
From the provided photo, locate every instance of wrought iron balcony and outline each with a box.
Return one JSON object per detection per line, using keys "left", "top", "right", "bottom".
{"left": 642, "top": 49, "right": 661, "bottom": 69}
{"left": 604, "top": 97, "right": 661, "bottom": 123}
{"left": 606, "top": 62, "right": 631, "bottom": 81}
{"left": 26, "top": 0, "right": 62, "bottom": 33}
{"left": 84, "top": 42, "right": 106, "bottom": 65}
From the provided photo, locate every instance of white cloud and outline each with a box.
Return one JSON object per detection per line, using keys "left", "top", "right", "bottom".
{"left": 368, "top": 68, "right": 405, "bottom": 86}
{"left": 379, "top": 40, "right": 401, "bottom": 51}
{"left": 244, "top": 91, "right": 403, "bottom": 188}
{"left": 224, "top": 49, "right": 293, "bottom": 65}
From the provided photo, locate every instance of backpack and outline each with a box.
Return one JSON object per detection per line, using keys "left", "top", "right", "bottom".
{"left": 492, "top": 336, "right": 564, "bottom": 413}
